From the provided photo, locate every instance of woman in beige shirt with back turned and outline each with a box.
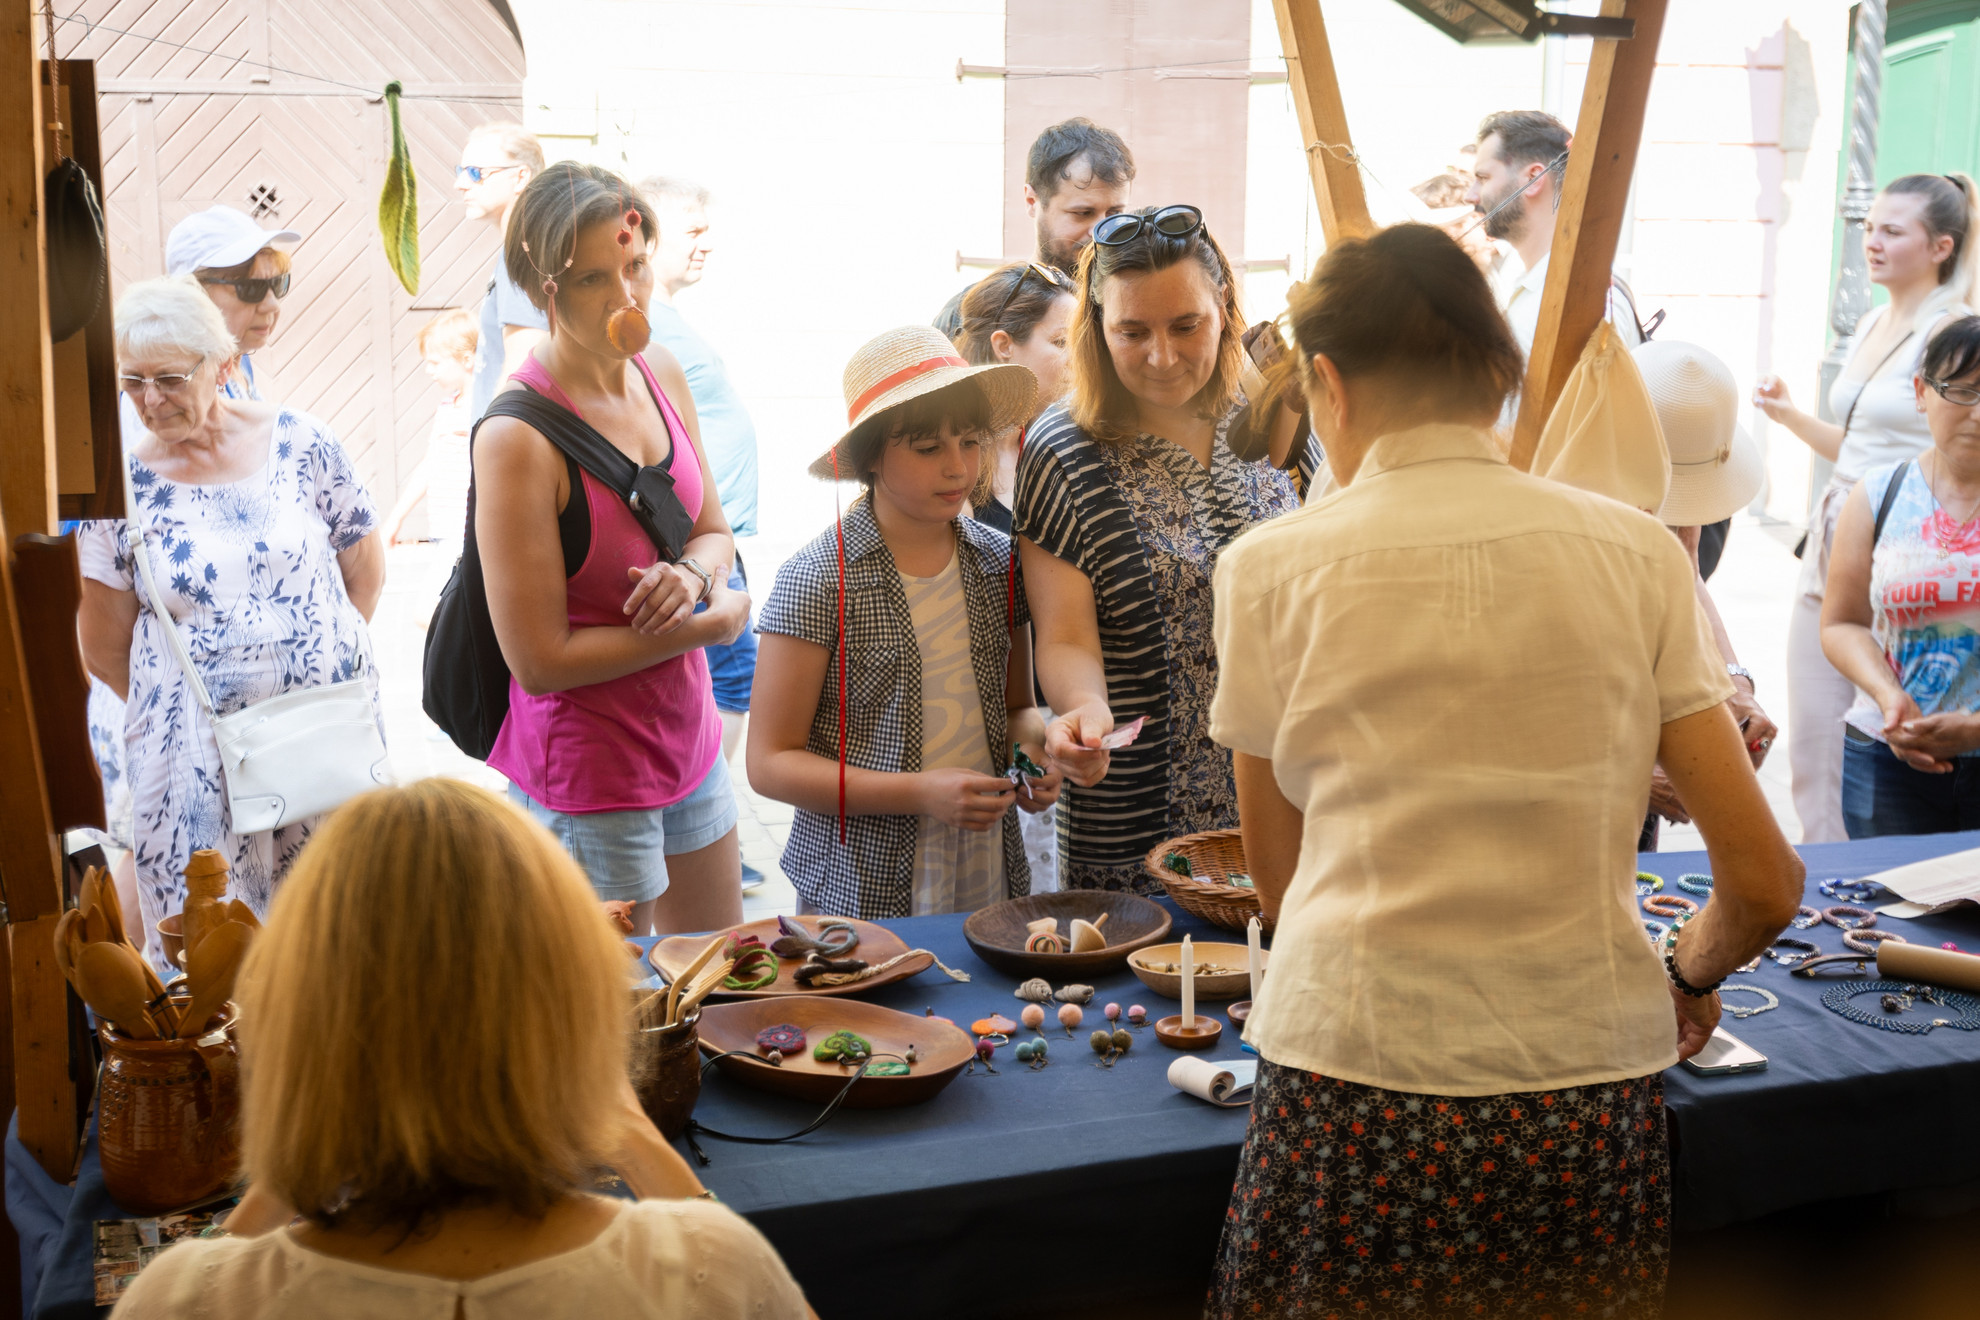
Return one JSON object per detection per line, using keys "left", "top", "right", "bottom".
{"left": 114, "top": 779, "right": 813, "bottom": 1320}
{"left": 1205, "top": 225, "right": 1802, "bottom": 1320}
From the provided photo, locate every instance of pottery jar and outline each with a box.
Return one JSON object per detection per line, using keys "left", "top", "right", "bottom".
{"left": 629, "top": 1005, "right": 701, "bottom": 1140}
{"left": 96, "top": 1006, "right": 241, "bottom": 1215}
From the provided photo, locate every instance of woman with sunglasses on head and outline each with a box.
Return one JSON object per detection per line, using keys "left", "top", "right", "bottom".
{"left": 474, "top": 163, "right": 748, "bottom": 939}
{"left": 1823, "top": 316, "right": 1980, "bottom": 836}
{"left": 1013, "top": 205, "right": 1312, "bottom": 892}
{"left": 1755, "top": 173, "right": 1979, "bottom": 842}
{"left": 76, "top": 277, "right": 384, "bottom": 965}
{"left": 954, "top": 261, "right": 1077, "bottom": 535}
{"left": 165, "top": 205, "right": 300, "bottom": 401}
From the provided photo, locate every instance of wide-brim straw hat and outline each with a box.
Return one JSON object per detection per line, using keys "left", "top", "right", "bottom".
{"left": 1632, "top": 339, "right": 1763, "bottom": 526}
{"left": 809, "top": 325, "right": 1037, "bottom": 480}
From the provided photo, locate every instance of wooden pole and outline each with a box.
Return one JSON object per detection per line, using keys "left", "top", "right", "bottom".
{"left": 1272, "top": 0, "right": 1374, "bottom": 247}
{"left": 1509, "top": 0, "right": 1669, "bottom": 471}
{"left": 0, "top": 0, "right": 58, "bottom": 536}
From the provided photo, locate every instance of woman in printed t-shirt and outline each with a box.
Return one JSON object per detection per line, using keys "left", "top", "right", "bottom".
{"left": 473, "top": 163, "right": 747, "bottom": 938}
{"left": 1824, "top": 316, "right": 1980, "bottom": 836}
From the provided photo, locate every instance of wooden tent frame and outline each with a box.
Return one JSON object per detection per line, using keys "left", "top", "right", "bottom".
{"left": 1272, "top": 0, "right": 1669, "bottom": 470}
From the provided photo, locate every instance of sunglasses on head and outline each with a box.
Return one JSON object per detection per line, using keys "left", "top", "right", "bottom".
{"left": 1092, "top": 204, "right": 1204, "bottom": 248}
{"left": 994, "top": 261, "right": 1073, "bottom": 326}
{"left": 200, "top": 272, "right": 291, "bottom": 304}
{"left": 455, "top": 163, "right": 521, "bottom": 185}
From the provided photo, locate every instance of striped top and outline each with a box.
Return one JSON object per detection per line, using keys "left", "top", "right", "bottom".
{"left": 1013, "top": 401, "right": 1305, "bottom": 892}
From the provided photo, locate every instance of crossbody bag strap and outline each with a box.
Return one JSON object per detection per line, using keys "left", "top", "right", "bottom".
{"left": 480, "top": 385, "right": 640, "bottom": 501}
{"left": 120, "top": 454, "right": 218, "bottom": 716}
{"left": 1873, "top": 460, "right": 1910, "bottom": 548}
{"left": 1839, "top": 324, "right": 1916, "bottom": 443}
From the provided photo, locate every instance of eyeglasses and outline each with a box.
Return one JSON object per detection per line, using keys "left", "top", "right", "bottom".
{"left": 455, "top": 164, "right": 520, "bottom": 185}
{"left": 118, "top": 368, "right": 202, "bottom": 397}
{"left": 1925, "top": 376, "right": 1980, "bottom": 406}
{"left": 994, "top": 261, "right": 1072, "bottom": 327}
{"left": 199, "top": 272, "right": 291, "bottom": 304}
{"left": 1092, "top": 204, "right": 1205, "bottom": 248}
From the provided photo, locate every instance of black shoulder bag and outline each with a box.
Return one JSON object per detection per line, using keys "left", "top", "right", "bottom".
{"left": 422, "top": 386, "right": 699, "bottom": 759}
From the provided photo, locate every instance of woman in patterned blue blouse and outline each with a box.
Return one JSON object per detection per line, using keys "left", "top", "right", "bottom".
{"left": 1014, "top": 205, "right": 1311, "bottom": 893}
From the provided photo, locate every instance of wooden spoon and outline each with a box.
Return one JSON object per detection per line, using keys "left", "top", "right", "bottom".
{"left": 180, "top": 920, "right": 252, "bottom": 1038}
{"left": 76, "top": 942, "right": 162, "bottom": 1040}
{"left": 92, "top": 870, "right": 129, "bottom": 948}
{"left": 52, "top": 908, "right": 80, "bottom": 984}
{"left": 83, "top": 902, "right": 112, "bottom": 945}
{"left": 225, "top": 899, "right": 262, "bottom": 932}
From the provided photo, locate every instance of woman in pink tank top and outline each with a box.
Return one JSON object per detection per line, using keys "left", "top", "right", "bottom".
{"left": 473, "top": 163, "right": 747, "bottom": 937}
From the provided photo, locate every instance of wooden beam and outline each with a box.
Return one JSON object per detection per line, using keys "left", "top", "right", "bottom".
{"left": 1272, "top": 0, "right": 1374, "bottom": 247}
{"left": 1509, "top": 0, "right": 1669, "bottom": 471}
{"left": 0, "top": 0, "right": 57, "bottom": 537}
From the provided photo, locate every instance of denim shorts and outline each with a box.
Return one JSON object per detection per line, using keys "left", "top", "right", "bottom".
{"left": 507, "top": 753, "right": 739, "bottom": 904}
{"left": 701, "top": 560, "right": 758, "bottom": 715}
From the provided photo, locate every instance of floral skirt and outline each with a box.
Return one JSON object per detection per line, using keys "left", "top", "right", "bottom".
{"left": 1207, "top": 1062, "right": 1670, "bottom": 1320}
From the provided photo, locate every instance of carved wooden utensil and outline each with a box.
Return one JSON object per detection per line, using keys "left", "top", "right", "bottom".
{"left": 77, "top": 941, "right": 162, "bottom": 1040}
{"left": 53, "top": 908, "right": 81, "bottom": 983}
{"left": 180, "top": 921, "right": 253, "bottom": 1039}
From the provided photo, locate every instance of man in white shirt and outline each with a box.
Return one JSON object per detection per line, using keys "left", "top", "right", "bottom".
{"left": 1467, "top": 110, "right": 1643, "bottom": 361}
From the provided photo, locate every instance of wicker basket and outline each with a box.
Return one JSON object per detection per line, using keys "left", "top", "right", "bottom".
{"left": 1143, "top": 829, "right": 1273, "bottom": 935}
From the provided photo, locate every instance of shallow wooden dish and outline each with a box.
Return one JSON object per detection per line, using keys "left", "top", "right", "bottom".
{"left": 1127, "top": 942, "right": 1265, "bottom": 1002}
{"left": 649, "top": 917, "right": 931, "bottom": 999}
{"left": 696, "top": 998, "right": 973, "bottom": 1109}
{"left": 962, "top": 891, "right": 1173, "bottom": 978}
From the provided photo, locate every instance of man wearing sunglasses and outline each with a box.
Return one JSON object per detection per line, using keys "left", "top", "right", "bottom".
{"left": 456, "top": 121, "right": 548, "bottom": 421}
{"left": 165, "top": 205, "right": 301, "bottom": 401}
{"left": 936, "top": 117, "right": 1135, "bottom": 342}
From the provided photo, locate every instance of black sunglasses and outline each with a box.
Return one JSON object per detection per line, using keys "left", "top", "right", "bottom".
{"left": 1092, "top": 204, "right": 1204, "bottom": 248}
{"left": 200, "top": 272, "right": 291, "bottom": 304}
{"left": 994, "top": 260, "right": 1072, "bottom": 326}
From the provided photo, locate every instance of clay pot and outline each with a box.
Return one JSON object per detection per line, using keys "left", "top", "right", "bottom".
{"left": 96, "top": 1004, "right": 241, "bottom": 1214}
{"left": 629, "top": 1005, "right": 701, "bottom": 1140}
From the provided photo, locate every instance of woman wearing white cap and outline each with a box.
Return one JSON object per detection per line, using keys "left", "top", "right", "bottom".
{"left": 1634, "top": 339, "right": 1777, "bottom": 838}
{"left": 166, "top": 204, "right": 301, "bottom": 401}
{"left": 749, "top": 325, "right": 1067, "bottom": 918}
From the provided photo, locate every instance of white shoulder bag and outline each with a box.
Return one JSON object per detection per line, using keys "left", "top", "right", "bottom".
{"left": 122, "top": 455, "right": 391, "bottom": 835}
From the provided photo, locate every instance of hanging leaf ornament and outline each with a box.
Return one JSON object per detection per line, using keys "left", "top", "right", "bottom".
{"left": 377, "top": 82, "right": 419, "bottom": 296}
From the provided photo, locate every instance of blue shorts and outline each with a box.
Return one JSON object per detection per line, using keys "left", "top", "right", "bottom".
{"left": 702, "top": 560, "right": 757, "bottom": 714}
{"left": 507, "top": 753, "right": 739, "bottom": 904}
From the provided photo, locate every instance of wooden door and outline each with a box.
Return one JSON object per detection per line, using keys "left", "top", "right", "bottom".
{"left": 62, "top": 0, "right": 524, "bottom": 506}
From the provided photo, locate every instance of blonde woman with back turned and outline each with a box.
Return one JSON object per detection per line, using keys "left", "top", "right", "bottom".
{"left": 111, "top": 779, "right": 814, "bottom": 1320}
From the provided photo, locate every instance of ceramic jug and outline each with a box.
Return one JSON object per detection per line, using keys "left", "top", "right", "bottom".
{"left": 96, "top": 1005, "right": 241, "bottom": 1214}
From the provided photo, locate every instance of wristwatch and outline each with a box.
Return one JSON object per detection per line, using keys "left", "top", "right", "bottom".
{"left": 679, "top": 557, "right": 714, "bottom": 603}
{"left": 1726, "top": 663, "right": 1754, "bottom": 691}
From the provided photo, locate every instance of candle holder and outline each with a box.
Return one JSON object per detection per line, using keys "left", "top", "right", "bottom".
{"left": 1226, "top": 1000, "right": 1251, "bottom": 1027}
{"left": 1154, "top": 1014, "right": 1223, "bottom": 1051}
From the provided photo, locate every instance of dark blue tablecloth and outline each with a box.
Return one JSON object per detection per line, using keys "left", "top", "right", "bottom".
{"left": 15, "top": 832, "right": 1980, "bottom": 1317}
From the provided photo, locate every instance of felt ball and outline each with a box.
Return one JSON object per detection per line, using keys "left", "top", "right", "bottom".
{"left": 1020, "top": 1003, "right": 1046, "bottom": 1030}
{"left": 1030, "top": 1039, "right": 1047, "bottom": 1059}
{"left": 1112, "top": 1030, "right": 1132, "bottom": 1053}
{"left": 1128, "top": 1004, "right": 1147, "bottom": 1024}
{"left": 1058, "top": 1003, "right": 1083, "bottom": 1030}
{"left": 616, "top": 229, "right": 632, "bottom": 246}
{"left": 624, "top": 208, "right": 642, "bottom": 228}
{"left": 1015, "top": 1040, "right": 1036, "bottom": 1062}
{"left": 1946, "top": 943, "right": 1963, "bottom": 951}
{"left": 1090, "top": 1029, "right": 1113, "bottom": 1054}
{"left": 1105, "top": 1002, "right": 1121, "bottom": 1022}
{"left": 975, "top": 1037, "right": 996, "bottom": 1061}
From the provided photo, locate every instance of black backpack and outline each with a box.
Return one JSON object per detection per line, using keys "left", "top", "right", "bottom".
{"left": 421, "top": 385, "right": 695, "bottom": 759}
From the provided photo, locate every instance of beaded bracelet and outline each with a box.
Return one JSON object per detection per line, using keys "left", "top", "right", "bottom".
{"left": 1821, "top": 980, "right": 1980, "bottom": 1034}
{"left": 1635, "top": 871, "right": 1665, "bottom": 896}
{"left": 1822, "top": 904, "right": 1876, "bottom": 931}
{"left": 1764, "top": 937, "right": 1820, "bottom": 967}
{"left": 1819, "top": 878, "right": 1886, "bottom": 904}
{"left": 1661, "top": 912, "right": 1723, "bottom": 998}
{"left": 1843, "top": 927, "right": 1908, "bottom": 955}
{"left": 1644, "top": 919, "right": 1671, "bottom": 946}
{"left": 1719, "top": 982, "right": 1779, "bottom": 1019}
{"left": 1790, "top": 905, "right": 1822, "bottom": 930}
{"left": 1675, "top": 872, "right": 1715, "bottom": 896}
{"left": 1644, "top": 894, "right": 1700, "bottom": 919}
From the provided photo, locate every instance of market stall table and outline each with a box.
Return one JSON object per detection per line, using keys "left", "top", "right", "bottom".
{"left": 13, "top": 832, "right": 1980, "bottom": 1318}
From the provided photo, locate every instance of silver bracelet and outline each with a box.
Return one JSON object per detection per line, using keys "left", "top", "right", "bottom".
{"left": 1719, "top": 981, "right": 1778, "bottom": 1019}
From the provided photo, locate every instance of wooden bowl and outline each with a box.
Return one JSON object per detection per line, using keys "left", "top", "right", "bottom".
{"left": 962, "top": 891, "right": 1173, "bottom": 978}
{"left": 650, "top": 917, "right": 931, "bottom": 999}
{"left": 696, "top": 998, "right": 973, "bottom": 1109}
{"left": 1127, "top": 942, "right": 1264, "bottom": 1002}
{"left": 156, "top": 913, "right": 186, "bottom": 969}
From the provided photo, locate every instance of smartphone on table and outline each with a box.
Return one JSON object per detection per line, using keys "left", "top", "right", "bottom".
{"left": 1681, "top": 1027, "right": 1768, "bottom": 1075}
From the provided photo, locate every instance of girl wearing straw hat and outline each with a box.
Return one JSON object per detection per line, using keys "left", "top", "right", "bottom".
{"left": 748, "top": 327, "right": 1073, "bottom": 918}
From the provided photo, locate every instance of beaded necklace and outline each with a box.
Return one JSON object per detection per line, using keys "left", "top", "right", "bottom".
{"left": 1822, "top": 981, "right": 1980, "bottom": 1034}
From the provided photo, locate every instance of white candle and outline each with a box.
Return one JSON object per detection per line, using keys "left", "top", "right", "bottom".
{"left": 1247, "top": 917, "right": 1264, "bottom": 1002}
{"left": 1181, "top": 935, "right": 1195, "bottom": 1029}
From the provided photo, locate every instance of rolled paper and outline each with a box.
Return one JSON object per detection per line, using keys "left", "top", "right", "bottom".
{"left": 1879, "top": 941, "right": 1980, "bottom": 994}
{"left": 1247, "top": 917, "right": 1264, "bottom": 1002}
{"left": 1182, "top": 936, "right": 1195, "bottom": 1030}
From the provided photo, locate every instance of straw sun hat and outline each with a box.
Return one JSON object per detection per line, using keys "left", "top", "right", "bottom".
{"left": 1632, "top": 339, "right": 1764, "bottom": 526}
{"left": 809, "top": 325, "right": 1037, "bottom": 480}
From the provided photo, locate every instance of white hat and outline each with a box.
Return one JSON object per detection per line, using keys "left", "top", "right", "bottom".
{"left": 166, "top": 205, "right": 301, "bottom": 277}
{"left": 1631, "top": 340, "right": 1763, "bottom": 526}
{"left": 810, "top": 325, "right": 1036, "bottom": 480}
